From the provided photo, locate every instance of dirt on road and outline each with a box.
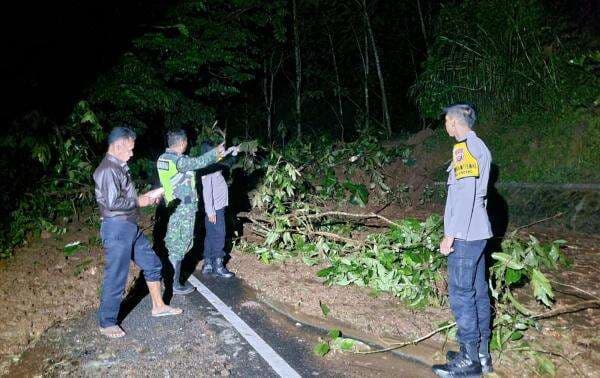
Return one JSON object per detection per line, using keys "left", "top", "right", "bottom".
{"left": 230, "top": 203, "right": 600, "bottom": 377}
{"left": 1, "top": 206, "right": 599, "bottom": 377}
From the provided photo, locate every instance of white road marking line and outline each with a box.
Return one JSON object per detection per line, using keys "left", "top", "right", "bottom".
{"left": 187, "top": 275, "right": 301, "bottom": 378}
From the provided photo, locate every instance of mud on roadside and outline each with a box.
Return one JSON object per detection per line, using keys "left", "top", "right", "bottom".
{"left": 0, "top": 213, "right": 142, "bottom": 375}
{"left": 229, "top": 216, "right": 600, "bottom": 377}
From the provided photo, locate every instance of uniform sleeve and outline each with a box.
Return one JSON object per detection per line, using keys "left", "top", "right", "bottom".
{"left": 443, "top": 188, "right": 453, "bottom": 236}
{"left": 99, "top": 169, "right": 138, "bottom": 211}
{"left": 202, "top": 174, "right": 215, "bottom": 217}
{"left": 175, "top": 148, "right": 219, "bottom": 172}
{"left": 445, "top": 177, "right": 476, "bottom": 239}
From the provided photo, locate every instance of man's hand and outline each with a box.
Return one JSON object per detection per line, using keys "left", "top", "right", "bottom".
{"left": 138, "top": 195, "right": 156, "bottom": 208}
{"left": 224, "top": 146, "right": 239, "bottom": 157}
{"left": 215, "top": 143, "right": 226, "bottom": 160}
{"left": 440, "top": 236, "right": 455, "bottom": 256}
{"left": 208, "top": 214, "right": 217, "bottom": 224}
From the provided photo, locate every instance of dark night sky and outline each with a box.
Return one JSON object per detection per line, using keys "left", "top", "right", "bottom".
{"left": 0, "top": 1, "right": 167, "bottom": 125}
{"left": 1, "top": 0, "right": 597, "bottom": 128}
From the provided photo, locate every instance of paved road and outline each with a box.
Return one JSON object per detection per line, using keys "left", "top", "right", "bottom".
{"left": 9, "top": 270, "right": 433, "bottom": 377}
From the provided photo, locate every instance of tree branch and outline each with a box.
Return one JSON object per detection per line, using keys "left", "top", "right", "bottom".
{"left": 357, "top": 322, "right": 456, "bottom": 354}
{"left": 303, "top": 210, "right": 401, "bottom": 228}
{"left": 510, "top": 212, "right": 564, "bottom": 235}
{"left": 532, "top": 300, "right": 600, "bottom": 320}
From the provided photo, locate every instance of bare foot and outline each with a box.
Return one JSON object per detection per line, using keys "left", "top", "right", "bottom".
{"left": 151, "top": 305, "right": 183, "bottom": 317}
{"left": 99, "top": 325, "right": 126, "bottom": 338}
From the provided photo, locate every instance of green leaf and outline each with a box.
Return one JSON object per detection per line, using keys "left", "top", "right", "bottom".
{"left": 490, "top": 332, "right": 502, "bottom": 351}
{"left": 317, "top": 266, "right": 335, "bottom": 277}
{"left": 302, "top": 255, "right": 320, "bottom": 266}
{"left": 531, "top": 269, "right": 554, "bottom": 307}
{"left": 327, "top": 328, "right": 341, "bottom": 338}
{"left": 319, "top": 301, "right": 330, "bottom": 317}
{"left": 344, "top": 182, "right": 369, "bottom": 207}
{"left": 505, "top": 268, "right": 522, "bottom": 285}
{"left": 506, "top": 291, "right": 533, "bottom": 316}
{"left": 265, "top": 231, "right": 279, "bottom": 245}
{"left": 313, "top": 342, "right": 330, "bottom": 357}
{"left": 492, "top": 252, "right": 524, "bottom": 270}
{"left": 340, "top": 339, "right": 355, "bottom": 351}
{"left": 331, "top": 337, "right": 356, "bottom": 351}
{"left": 259, "top": 251, "right": 272, "bottom": 264}
{"left": 510, "top": 331, "right": 524, "bottom": 341}
{"left": 536, "top": 355, "right": 556, "bottom": 376}
{"left": 282, "top": 232, "right": 293, "bottom": 246}
{"left": 515, "top": 322, "right": 529, "bottom": 331}
{"left": 64, "top": 241, "right": 83, "bottom": 256}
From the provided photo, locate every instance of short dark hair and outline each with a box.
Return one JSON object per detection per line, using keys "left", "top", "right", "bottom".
{"left": 167, "top": 129, "right": 187, "bottom": 148}
{"left": 443, "top": 103, "right": 477, "bottom": 129}
{"left": 107, "top": 127, "right": 136, "bottom": 145}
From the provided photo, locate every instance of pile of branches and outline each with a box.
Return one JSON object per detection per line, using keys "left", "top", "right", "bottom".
{"left": 235, "top": 152, "right": 599, "bottom": 374}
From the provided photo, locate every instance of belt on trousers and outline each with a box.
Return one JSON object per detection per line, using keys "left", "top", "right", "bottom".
{"left": 101, "top": 214, "right": 137, "bottom": 223}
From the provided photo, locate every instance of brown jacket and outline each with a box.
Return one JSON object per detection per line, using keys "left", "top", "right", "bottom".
{"left": 93, "top": 154, "right": 138, "bottom": 222}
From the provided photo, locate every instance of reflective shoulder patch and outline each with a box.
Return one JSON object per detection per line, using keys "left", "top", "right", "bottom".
{"left": 452, "top": 142, "right": 479, "bottom": 179}
{"left": 157, "top": 159, "right": 170, "bottom": 171}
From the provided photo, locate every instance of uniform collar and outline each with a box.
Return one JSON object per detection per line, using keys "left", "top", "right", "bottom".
{"left": 106, "top": 153, "right": 127, "bottom": 167}
{"left": 166, "top": 148, "right": 182, "bottom": 156}
{"left": 457, "top": 130, "right": 476, "bottom": 142}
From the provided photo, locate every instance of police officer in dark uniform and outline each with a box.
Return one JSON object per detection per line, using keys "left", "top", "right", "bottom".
{"left": 432, "top": 104, "right": 493, "bottom": 377}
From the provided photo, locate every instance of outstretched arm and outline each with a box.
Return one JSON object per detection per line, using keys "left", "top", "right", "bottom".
{"left": 175, "top": 145, "right": 224, "bottom": 172}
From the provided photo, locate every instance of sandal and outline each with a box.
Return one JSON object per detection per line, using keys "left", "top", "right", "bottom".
{"left": 151, "top": 306, "right": 183, "bottom": 317}
{"left": 99, "top": 325, "right": 126, "bottom": 339}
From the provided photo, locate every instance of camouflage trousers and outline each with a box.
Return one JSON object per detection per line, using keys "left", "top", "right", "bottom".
{"left": 165, "top": 203, "right": 197, "bottom": 260}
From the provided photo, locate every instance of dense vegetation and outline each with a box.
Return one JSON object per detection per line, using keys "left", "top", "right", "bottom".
{"left": 234, "top": 138, "right": 572, "bottom": 372}
{"left": 413, "top": 0, "right": 600, "bottom": 183}
{"left": 1, "top": 0, "right": 597, "bottom": 251}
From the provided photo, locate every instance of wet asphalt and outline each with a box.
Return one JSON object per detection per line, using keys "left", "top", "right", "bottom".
{"left": 8, "top": 269, "right": 433, "bottom": 377}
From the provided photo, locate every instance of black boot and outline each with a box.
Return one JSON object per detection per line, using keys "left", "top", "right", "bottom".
{"left": 432, "top": 343, "right": 482, "bottom": 377}
{"left": 213, "top": 257, "right": 234, "bottom": 278}
{"left": 446, "top": 350, "right": 493, "bottom": 374}
{"left": 169, "top": 257, "right": 195, "bottom": 295}
{"left": 202, "top": 259, "right": 214, "bottom": 276}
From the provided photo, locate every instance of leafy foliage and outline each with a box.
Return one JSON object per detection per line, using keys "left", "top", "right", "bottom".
{"left": 90, "top": 0, "right": 287, "bottom": 140}
{"left": 0, "top": 102, "right": 102, "bottom": 256}
{"left": 411, "top": 0, "right": 599, "bottom": 119}
{"left": 313, "top": 328, "right": 368, "bottom": 357}
{"left": 488, "top": 236, "right": 569, "bottom": 351}
{"left": 317, "top": 216, "right": 445, "bottom": 308}
{"left": 237, "top": 131, "right": 574, "bottom": 369}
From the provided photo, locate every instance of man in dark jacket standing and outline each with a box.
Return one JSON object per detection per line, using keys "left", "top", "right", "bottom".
{"left": 93, "top": 127, "right": 182, "bottom": 339}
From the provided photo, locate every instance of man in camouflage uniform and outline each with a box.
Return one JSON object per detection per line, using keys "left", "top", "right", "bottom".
{"left": 157, "top": 130, "right": 227, "bottom": 295}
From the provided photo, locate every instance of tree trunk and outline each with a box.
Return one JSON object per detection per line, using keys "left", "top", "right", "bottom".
{"left": 244, "top": 93, "right": 250, "bottom": 139}
{"left": 416, "top": 0, "right": 428, "bottom": 48}
{"left": 364, "top": 27, "right": 370, "bottom": 130}
{"left": 354, "top": 25, "right": 369, "bottom": 130}
{"left": 362, "top": 0, "right": 391, "bottom": 138}
{"left": 262, "top": 53, "right": 282, "bottom": 143}
{"left": 292, "top": 0, "right": 302, "bottom": 139}
{"left": 262, "top": 60, "right": 272, "bottom": 142}
{"left": 326, "top": 27, "right": 344, "bottom": 141}
{"left": 269, "top": 56, "right": 277, "bottom": 143}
